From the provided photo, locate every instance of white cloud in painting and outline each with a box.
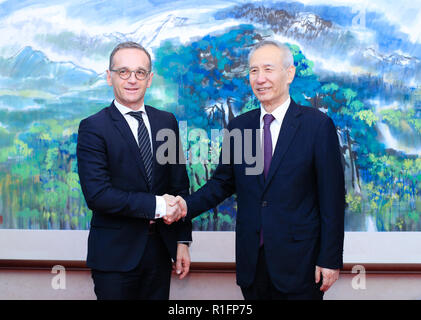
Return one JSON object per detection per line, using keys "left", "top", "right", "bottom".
{"left": 0, "top": 2, "right": 238, "bottom": 73}
{"left": 1, "top": 0, "right": 420, "bottom": 78}
{"left": 297, "top": 0, "right": 421, "bottom": 43}
{"left": 306, "top": 51, "right": 365, "bottom": 75}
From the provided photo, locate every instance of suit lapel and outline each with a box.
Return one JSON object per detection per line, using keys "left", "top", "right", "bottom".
{"left": 263, "top": 100, "right": 302, "bottom": 192}
{"left": 242, "top": 109, "right": 265, "bottom": 188}
{"left": 108, "top": 102, "right": 150, "bottom": 187}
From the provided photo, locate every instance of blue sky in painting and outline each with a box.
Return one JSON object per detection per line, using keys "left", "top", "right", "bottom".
{"left": 0, "top": 0, "right": 235, "bottom": 20}
{"left": 0, "top": 0, "right": 419, "bottom": 120}
{"left": 0, "top": 0, "right": 420, "bottom": 44}
{"left": 0, "top": 0, "right": 419, "bottom": 62}
{"left": 0, "top": 0, "right": 420, "bottom": 90}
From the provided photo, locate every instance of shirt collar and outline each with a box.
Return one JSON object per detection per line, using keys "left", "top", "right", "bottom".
{"left": 260, "top": 96, "right": 291, "bottom": 123}
{"left": 114, "top": 99, "right": 146, "bottom": 116}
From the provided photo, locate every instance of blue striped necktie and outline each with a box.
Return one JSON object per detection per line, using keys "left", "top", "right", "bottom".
{"left": 128, "top": 111, "right": 153, "bottom": 187}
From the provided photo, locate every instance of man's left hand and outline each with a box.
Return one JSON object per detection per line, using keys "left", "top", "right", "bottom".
{"left": 315, "top": 265, "right": 340, "bottom": 292}
{"left": 174, "top": 243, "right": 191, "bottom": 280}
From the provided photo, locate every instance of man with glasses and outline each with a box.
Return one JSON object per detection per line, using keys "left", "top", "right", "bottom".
{"left": 77, "top": 41, "right": 191, "bottom": 300}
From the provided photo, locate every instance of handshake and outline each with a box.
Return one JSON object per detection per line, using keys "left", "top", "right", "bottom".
{"left": 162, "top": 194, "right": 187, "bottom": 225}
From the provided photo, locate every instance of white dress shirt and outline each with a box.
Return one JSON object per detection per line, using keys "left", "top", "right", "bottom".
{"left": 114, "top": 100, "right": 166, "bottom": 219}
{"left": 259, "top": 96, "right": 291, "bottom": 155}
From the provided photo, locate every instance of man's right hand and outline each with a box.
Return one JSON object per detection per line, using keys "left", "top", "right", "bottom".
{"left": 162, "top": 194, "right": 186, "bottom": 225}
{"left": 174, "top": 196, "right": 187, "bottom": 217}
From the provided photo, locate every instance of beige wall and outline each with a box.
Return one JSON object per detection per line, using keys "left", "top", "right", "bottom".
{"left": 2, "top": 231, "right": 421, "bottom": 299}
{"left": 1, "top": 268, "right": 421, "bottom": 300}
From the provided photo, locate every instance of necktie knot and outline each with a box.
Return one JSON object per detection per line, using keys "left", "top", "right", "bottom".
{"left": 127, "top": 111, "right": 144, "bottom": 121}
{"left": 263, "top": 113, "right": 275, "bottom": 127}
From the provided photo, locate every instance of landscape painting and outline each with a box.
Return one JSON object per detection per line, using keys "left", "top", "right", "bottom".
{"left": 0, "top": 0, "right": 419, "bottom": 232}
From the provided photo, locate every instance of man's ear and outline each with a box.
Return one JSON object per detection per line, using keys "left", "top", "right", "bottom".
{"left": 146, "top": 72, "right": 154, "bottom": 88}
{"left": 287, "top": 65, "right": 296, "bottom": 85}
{"left": 106, "top": 70, "right": 112, "bottom": 86}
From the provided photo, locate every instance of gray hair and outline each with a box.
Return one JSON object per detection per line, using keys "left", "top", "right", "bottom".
{"left": 109, "top": 41, "right": 152, "bottom": 71}
{"left": 248, "top": 40, "right": 294, "bottom": 69}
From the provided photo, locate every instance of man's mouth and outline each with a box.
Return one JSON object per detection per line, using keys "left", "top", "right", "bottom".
{"left": 256, "top": 87, "right": 271, "bottom": 93}
{"left": 125, "top": 88, "right": 139, "bottom": 91}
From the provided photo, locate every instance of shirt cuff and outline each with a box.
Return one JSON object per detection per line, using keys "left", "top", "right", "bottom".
{"left": 155, "top": 196, "right": 166, "bottom": 218}
{"left": 177, "top": 241, "right": 191, "bottom": 247}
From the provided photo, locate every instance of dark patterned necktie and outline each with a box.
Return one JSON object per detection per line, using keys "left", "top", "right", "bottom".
{"left": 260, "top": 113, "right": 276, "bottom": 246}
{"left": 128, "top": 111, "right": 153, "bottom": 187}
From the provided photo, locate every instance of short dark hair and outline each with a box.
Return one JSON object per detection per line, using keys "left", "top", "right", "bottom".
{"left": 109, "top": 41, "right": 152, "bottom": 71}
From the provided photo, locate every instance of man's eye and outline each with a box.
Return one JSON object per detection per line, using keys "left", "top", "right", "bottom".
{"left": 119, "top": 69, "right": 129, "bottom": 75}
{"left": 136, "top": 70, "right": 147, "bottom": 77}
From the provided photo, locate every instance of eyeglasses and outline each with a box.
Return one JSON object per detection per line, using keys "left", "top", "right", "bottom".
{"left": 110, "top": 68, "right": 151, "bottom": 80}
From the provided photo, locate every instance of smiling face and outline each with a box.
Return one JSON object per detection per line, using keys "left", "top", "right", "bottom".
{"left": 249, "top": 44, "right": 295, "bottom": 112}
{"left": 106, "top": 48, "right": 153, "bottom": 110}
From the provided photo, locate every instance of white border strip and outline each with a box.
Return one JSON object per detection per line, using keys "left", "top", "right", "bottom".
{"left": 1, "top": 230, "right": 421, "bottom": 264}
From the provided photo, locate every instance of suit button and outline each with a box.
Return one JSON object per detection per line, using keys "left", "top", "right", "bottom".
{"left": 262, "top": 201, "right": 268, "bottom": 207}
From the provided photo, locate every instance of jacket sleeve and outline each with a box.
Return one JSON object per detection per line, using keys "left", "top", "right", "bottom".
{"left": 76, "top": 118, "right": 156, "bottom": 220}
{"left": 314, "top": 116, "right": 345, "bottom": 269}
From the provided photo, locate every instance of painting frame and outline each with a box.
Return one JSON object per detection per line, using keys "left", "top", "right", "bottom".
{"left": 1, "top": 230, "right": 421, "bottom": 271}
{"left": 0, "top": 1, "right": 420, "bottom": 273}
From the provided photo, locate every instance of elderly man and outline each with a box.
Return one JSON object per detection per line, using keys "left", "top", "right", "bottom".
{"left": 173, "top": 40, "right": 345, "bottom": 300}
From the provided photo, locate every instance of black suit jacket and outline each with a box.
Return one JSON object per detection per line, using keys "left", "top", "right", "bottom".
{"left": 77, "top": 102, "right": 191, "bottom": 272}
{"left": 186, "top": 99, "right": 345, "bottom": 293}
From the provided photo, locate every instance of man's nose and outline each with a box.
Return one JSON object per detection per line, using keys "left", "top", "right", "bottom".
{"left": 127, "top": 71, "right": 137, "bottom": 82}
{"left": 256, "top": 72, "right": 267, "bottom": 83}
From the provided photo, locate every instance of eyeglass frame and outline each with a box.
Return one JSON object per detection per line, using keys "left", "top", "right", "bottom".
{"left": 109, "top": 67, "right": 151, "bottom": 80}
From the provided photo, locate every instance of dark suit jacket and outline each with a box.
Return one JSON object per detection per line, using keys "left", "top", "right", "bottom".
{"left": 77, "top": 102, "right": 191, "bottom": 272}
{"left": 186, "top": 99, "right": 345, "bottom": 293}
